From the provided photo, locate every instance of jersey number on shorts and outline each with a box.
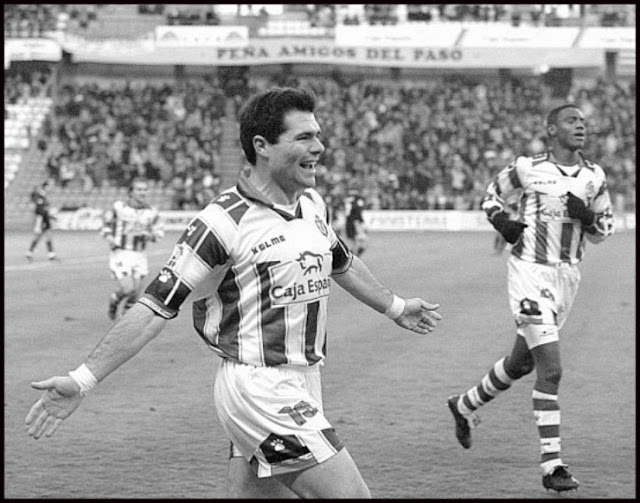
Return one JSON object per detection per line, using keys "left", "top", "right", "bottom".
{"left": 278, "top": 401, "right": 318, "bottom": 426}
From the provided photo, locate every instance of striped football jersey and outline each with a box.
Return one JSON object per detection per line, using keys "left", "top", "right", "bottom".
{"left": 139, "top": 175, "right": 352, "bottom": 367}
{"left": 101, "top": 200, "right": 163, "bottom": 251}
{"left": 482, "top": 152, "right": 614, "bottom": 266}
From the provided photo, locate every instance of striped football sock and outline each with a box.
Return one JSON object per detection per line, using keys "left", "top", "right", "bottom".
{"left": 533, "top": 389, "right": 563, "bottom": 474}
{"left": 458, "top": 357, "right": 515, "bottom": 415}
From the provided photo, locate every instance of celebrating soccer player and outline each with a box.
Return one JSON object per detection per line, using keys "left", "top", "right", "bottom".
{"left": 26, "top": 87, "right": 442, "bottom": 499}
{"left": 447, "top": 104, "right": 614, "bottom": 493}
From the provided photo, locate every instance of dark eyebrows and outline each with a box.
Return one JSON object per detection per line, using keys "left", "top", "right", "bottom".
{"left": 296, "top": 129, "right": 322, "bottom": 139}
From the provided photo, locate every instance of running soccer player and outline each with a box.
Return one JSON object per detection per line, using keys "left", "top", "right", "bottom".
{"left": 344, "top": 189, "right": 367, "bottom": 256}
{"left": 447, "top": 104, "right": 614, "bottom": 493}
{"left": 26, "top": 87, "right": 442, "bottom": 499}
{"left": 26, "top": 179, "right": 57, "bottom": 261}
{"left": 101, "top": 177, "right": 164, "bottom": 320}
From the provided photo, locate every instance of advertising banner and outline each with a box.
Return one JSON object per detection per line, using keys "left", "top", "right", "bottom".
{"left": 461, "top": 26, "right": 580, "bottom": 48}
{"left": 578, "top": 27, "right": 636, "bottom": 49}
{"left": 363, "top": 210, "right": 493, "bottom": 232}
{"left": 4, "top": 38, "right": 62, "bottom": 63}
{"left": 60, "top": 36, "right": 603, "bottom": 69}
{"left": 52, "top": 208, "right": 635, "bottom": 232}
{"left": 335, "top": 24, "right": 462, "bottom": 48}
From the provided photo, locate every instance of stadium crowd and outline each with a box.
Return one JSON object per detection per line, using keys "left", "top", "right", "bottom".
{"left": 308, "top": 4, "right": 634, "bottom": 28}
{"left": 250, "top": 74, "right": 635, "bottom": 213}
{"left": 3, "top": 4, "right": 100, "bottom": 38}
{"left": 40, "top": 78, "right": 226, "bottom": 209}
{"left": 4, "top": 66, "right": 52, "bottom": 108}
{"left": 4, "top": 4, "right": 61, "bottom": 38}
{"left": 5, "top": 64, "right": 635, "bottom": 213}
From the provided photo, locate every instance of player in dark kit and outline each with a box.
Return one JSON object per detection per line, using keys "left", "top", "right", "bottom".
{"left": 26, "top": 180, "right": 57, "bottom": 261}
{"left": 344, "top": 191, "right": 367, "bottom": 256}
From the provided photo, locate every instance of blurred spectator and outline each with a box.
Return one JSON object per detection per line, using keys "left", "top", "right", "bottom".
{"left": 248, "top": 74, "right": 636, "bottom": 212}
{"left": 44, "top": 78, "right": 226, "bottom": 208}
{"left": 166, "top": 5, "right": 219, "bottom": 26}
{"left": 4, "top": 4, "right": 60, "bottom": 38}
{"left": 27, "top": 64, "right": 635, "bottom": 215}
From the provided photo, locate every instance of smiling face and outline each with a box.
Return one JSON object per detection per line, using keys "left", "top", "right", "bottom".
{"left": 262, "top": 110, "right": 325, "bottom": 199}
{"left": 549, "top": 106, "right": 587, "bottom": 152}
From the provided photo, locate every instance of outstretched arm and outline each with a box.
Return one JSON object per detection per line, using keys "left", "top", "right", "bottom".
{"left": 332, "top": 255, "right": 441, "bottom": 335}
{"left": 26, "top": 303, "right": 167, "bottom": 439}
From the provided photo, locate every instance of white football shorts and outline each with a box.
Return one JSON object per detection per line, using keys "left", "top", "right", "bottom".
{"left": 507, "top": 256, "right": 581, "bottom": 347}
{"left": 109, "top": 249, "right": 149, "bottom": 280}
{"left": 214, "top": 358, "right": 344, "bottom": 478}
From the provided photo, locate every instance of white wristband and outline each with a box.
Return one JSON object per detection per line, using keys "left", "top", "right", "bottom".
{"left": 68, "top": 364, "right": 98, "bottom": 396}
{"left": 384, "top": 295, "right": 406, "bottom": 321}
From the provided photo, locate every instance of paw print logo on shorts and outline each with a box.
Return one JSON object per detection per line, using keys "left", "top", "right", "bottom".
{"left": 270, "top": 438, "right": 286, "bottom": 452}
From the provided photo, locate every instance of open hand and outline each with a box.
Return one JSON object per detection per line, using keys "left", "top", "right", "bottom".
{"left": 395, "top": 298, "right": 442, "bottom": 335}
{"left": 25, "top": 376, "right": 83, "bottom": 439}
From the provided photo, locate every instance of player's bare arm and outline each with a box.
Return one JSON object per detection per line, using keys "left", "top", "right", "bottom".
{"left": 26, "top": 304, "right": 167, "bottom": 439}
{"left": 332, "top": 255, "right": 441, "bottom": 335}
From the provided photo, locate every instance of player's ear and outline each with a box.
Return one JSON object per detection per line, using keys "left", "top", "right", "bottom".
{"left": 547, "top": 124, "right": 557, "bottom": 138}
{"left": 253, "top": 136, "right": 269, "bottom": 158}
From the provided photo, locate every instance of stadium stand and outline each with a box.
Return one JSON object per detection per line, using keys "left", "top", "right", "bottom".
{"left": 244, "top": 74, "right": 635, "bottom": 212}
{"left": 4, "top": 4, "right": 636, "bottom": 229}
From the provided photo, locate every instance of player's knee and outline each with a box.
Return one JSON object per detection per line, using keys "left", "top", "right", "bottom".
{"left": 539, "top": 365, "right": 563, "bottom": 386}
{"left": 505, "top": 354, "right": 535, "bottom": 379}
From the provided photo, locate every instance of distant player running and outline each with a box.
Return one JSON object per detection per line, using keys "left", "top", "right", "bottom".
{"left": 344, "top": 190, "right": 367, "bottom": 256}
{"left": 101, "top": 178, "right": 164, "bottom": 320}
{"left": 26, "top": 179, "right": 57, "bottom": 261}
{"left": 447, "top": 104, "right": 614, "bottom": 493}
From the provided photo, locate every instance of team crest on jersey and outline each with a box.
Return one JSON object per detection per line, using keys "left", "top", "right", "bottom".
{"left": 297, "top": 251, "right": 323, "bottom": 275}
{"left": 585, "top": 181, "right": 595, "bottom": 202}
{"left": 314, "top": 215, "right": 328, "bottom": 237}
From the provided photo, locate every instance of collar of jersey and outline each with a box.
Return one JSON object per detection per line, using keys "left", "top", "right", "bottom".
{"left": 237, "top": 173, "right": 301, "bottom": 221}
{"left": 546, "top": 150, "right": 590, "bottom": 176}
{"left": 127, "top": 199, "right": 150, "bottom": 209}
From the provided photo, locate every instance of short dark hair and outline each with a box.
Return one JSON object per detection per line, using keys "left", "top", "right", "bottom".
{"left": 129, "top": 177, "right": 148, "bottom": 193}
{"left": 546, "top": 104, "right": 581, "bottom": 127}
{"left": 239, "top": 87, "right": 317, "bottom": 165}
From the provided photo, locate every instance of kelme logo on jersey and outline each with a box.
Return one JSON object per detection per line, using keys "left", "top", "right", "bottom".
{"left": 269, "top": 252, "right": 331, "bottom": 306}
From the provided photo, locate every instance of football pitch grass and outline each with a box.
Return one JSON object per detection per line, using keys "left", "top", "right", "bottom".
{"left": 5, "top": 229, "right": 635, "bottom": 498}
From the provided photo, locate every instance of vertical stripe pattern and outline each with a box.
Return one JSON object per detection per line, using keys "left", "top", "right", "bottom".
{"left": 140, "top": 179, "right": 343, "bottom": 368}
{"left": 482, "top": 154, "right": 614, "bottom": 266}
